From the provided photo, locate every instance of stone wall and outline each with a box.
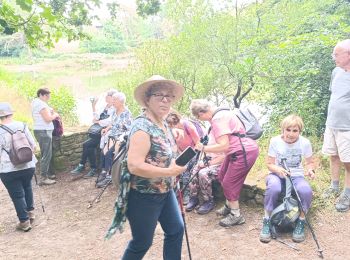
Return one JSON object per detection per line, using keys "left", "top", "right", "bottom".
{"left": 52, "top": 129, "right": 91, "bottom": 171}
{"left": 52, "top": 129, "right": 266, "bottom": 205}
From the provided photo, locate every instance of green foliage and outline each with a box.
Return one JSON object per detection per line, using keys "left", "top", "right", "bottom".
{"left": 0, "top": 67, "right": 77, "bottom": 125}
{"left": 136, "top": 0, "right": 161, "bottom": 18}
{"left": 0, "top": 33, "right": 27, "bottom": 56}
{"left": 80, "top": 22, "right": 126, "bottom": 54}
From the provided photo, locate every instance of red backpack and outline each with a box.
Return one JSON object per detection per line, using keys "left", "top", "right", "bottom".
{"left": 0, "top": 124, "right": 33, "bottom": 165}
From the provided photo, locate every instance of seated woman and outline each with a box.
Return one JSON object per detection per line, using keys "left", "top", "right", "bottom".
{"left": 96, "top": 92, "right": 133, "bottom": 187}
{"left": 190, "top": 99, "right": 259, "bottom": 227}
{"left": 70, "top": 89, "right": 117, "bottom": 177}
{"left": 260, "top": 114, "right": 315, "bottom": 243}
{"left": 186, "top": 131, "right": 225, "bottom": 214}
{"left": 166, "top": 110, "right": 201, "bottom": 204}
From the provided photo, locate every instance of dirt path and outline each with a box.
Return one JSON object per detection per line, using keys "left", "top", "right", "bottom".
{"left": 0, "top": 172, "right": 349, "bottom": 260}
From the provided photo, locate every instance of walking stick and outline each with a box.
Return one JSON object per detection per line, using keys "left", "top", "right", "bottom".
{"left": 176, "top": 181, "right": 192, "bottom": 260}
{"left": 87, "top": 142, "right": 127, "bottom": 209}
{"left": 281, "top": 158, "right": 324, "bottom": 259}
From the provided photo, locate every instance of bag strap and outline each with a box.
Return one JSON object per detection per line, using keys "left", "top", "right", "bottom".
{"left": 0, "top": 124, "right": 14, "bottom": 135}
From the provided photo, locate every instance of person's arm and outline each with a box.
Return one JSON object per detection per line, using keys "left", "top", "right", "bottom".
{"left": 185, "top": 122, "right": 200, "bottom": 145}
{"left": 304, "top": 156, "right": 315, "bottom": 179}
{"left": 195, "top": 134, "right": 229, "bottom": 154}
{"left": 266, "top": 156, "right": 289, "bottom": 178}
{"left": 39, "top": 107, "right": 58, "bottom": 123}
{"left": 127, "top": 130, "right": 186, "bottom": 178}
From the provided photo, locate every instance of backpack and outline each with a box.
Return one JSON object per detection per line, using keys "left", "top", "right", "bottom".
{"left": 0, "top": 124, "right": 33, "bottom": 165}
{"left": 213, "top": 108, "right": 263, "bottom": 140}
{"left": 52, "top": 117, "right": 64, "bottom": 137}
{"left": 270, "top": 177, "right": 300, "bottom": 234}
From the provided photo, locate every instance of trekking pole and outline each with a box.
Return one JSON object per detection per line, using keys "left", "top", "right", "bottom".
{"left": 87, "top": 142, "right": 127, "bottom": 209}
{"left": 33, "top": 173, "right": 45, "bottom": 213}
{"left": 176, "top": 181, "right": 192, "bottom": 260}
{"left": 281, "top": 158, "right": 324, "bottom": 259}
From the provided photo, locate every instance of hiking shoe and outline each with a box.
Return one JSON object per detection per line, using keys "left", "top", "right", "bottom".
{"left": 335, "top": 193, "right": 350, "bottom": 212}
{"left": 83, "top": 168, "right": 97, "bottom": 179}
{"left": 197, "top": 199, "right": 215, "bottom": 215}
{"left": 292, "top": 219, "right": 306, "bottom": 243}
{"left": 219, "top": 213, "right": 245, "bottom": 227}
{"left": 259, "top": 218, "right": 271, "bottom": 243}
{"left": 70, "top": 164, "right": 85, "bottom": 175}
{"left": 216, "top": 204, "right": 231, "bottom": 217}
{"left": 96, "top": 170, "right": 107, "bottom": 183}
{"left": 96, "top": 175, "right": 112, "bottom": 188}
{"left": 185, "top": 197, "right": 199, "bottom": 212}
{"left": 322, "top": 186, "right": 340, "bottom": 199}
{"left": 28, "top": 211, "right": 35, "bottom": 224}
{"left": 16, "top": 220, "right": 31, "bottom": 232}
{"left": 39, "top": 178, "right": 56, "bottom": 186}
{"left": 48, "top": 174, "right": 56, "bottom": 180}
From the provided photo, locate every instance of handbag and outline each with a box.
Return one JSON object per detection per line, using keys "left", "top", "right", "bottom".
{"left": 88, "top": 123, "right": 104, "bottom": 137}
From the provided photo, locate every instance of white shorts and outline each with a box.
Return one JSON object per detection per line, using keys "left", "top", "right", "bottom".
{"left": 322, "top": 127, "right": 350, "bottom": 162}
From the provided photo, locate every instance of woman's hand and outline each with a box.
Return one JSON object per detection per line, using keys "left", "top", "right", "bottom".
{"left": 305, "top": 169, "right": 316, "bottom": 180}
{"left": 101, "top": 128, "right": 108, "bottom": 135}
{"left": 195, "top": 142, "right": 204, "bottom": 151}
{"left": 276, "top": 166, "right": 289, "bottom": 178}
{"left": 167, "top": 160, "right": 186, "bottom": 176}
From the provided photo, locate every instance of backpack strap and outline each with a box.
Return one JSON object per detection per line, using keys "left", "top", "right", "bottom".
{"left": 0, "top": 124, "right": 14, "bottom": 135}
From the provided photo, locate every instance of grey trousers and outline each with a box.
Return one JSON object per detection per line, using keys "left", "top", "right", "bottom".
{"left": 34, "top": 130, "right": 53, "bottom": 178}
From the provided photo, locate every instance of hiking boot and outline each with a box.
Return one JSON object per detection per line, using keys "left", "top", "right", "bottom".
{"left": 70, "top": 164, "right": 85, "bottom": 175}
{"left": 48, "top": 174, "right": 56, "bottom": 180}
{"left": 322, "top": 186, "right": 340, "bottom": 199}
{"left": 96, "top": 175, "right": 112, "bottom": 188}
{"left": 219, "top": 212, "right": 245, "bottom": 227}
{"left": 28, "top": 211, "right": 35, "bottom": 224}
{"left": 335, "top": 193, "right": 350, "bottom": 212}
{"left": 292, "top": 219, "right": 306, "bottom": 243}
{"left": 39, "top": 178, "right": 56, "bottom": 186}
{"left": 16, "top": 220, "right": 31, "bottom": 232}
{"left": 96, "top": 170, "right": 107, "bottom": 183}
{"left": 216, "top": 204, "right": 231, "bottom": 217}
{"left": 259, "top": 218, "right": 271, "bottom": 243}
{"left": 185, "top": 197, "right": 199, "bottom": 212}
{"left": 83, "top": 168, "right": 97, "bottom": 179}
{"left": 197, "top": 199, "right": 215, "bottom": 215}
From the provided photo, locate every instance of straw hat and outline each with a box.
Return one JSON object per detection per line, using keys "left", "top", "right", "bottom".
{"left": 0, "top": 103, "right": 15, "bottom": 117}
{"left": 134, "top": 75, "right": 184, "bottom": 107}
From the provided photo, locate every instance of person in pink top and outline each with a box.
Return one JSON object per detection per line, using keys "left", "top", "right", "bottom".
{"left": 191, "top": 99, "right": 259, "bottom": 227}
{"left": 166, "top": 110, "right": 201, "bottom": 204}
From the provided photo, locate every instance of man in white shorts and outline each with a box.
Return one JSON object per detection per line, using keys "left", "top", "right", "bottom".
{"left": 322, "top": 39, "right": 350, "bottom": 212}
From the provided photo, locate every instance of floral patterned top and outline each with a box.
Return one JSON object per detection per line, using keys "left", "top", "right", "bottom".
{"left": 128, "top": 116, "right": 177, "bottom": 194}
{"left": 109, "top": 108, "right": 133, "bottom": 139}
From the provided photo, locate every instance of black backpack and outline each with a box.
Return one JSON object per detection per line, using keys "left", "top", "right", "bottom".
{"left": 270, "top": 177, "right": 300, "bottom": 234}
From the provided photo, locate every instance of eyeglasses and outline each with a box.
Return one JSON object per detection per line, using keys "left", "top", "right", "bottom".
{"left": 151, "top": 93, "right": 175, "bottom": 102}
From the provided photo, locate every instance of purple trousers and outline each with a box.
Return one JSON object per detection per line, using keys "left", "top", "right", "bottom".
{"left": 264, "top": 174, "right": 313, "bottom": 213}
{"left": 218, "top": 148, "right": 259, "bottom": 201}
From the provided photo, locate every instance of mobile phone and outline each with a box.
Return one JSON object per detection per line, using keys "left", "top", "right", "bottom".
{"left": 175, "top": 147, "right": 197, "bottom": 166}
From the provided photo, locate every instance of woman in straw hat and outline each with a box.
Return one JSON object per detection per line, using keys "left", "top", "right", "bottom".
{"left": 106, "top": 75, "right": 186, "bottom": 259}
{"left": 0, "top": 102, "right": 37, "bottom": 232}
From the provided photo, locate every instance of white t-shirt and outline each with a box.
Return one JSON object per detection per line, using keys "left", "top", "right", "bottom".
{"left": 268, "top": 135, "right": 313, "bottom": 177}
{"left": 0, "top": 121, "right": 37, "bottom": 173}
{"left": 32, "top": 98, "right": 54, "bottom": 130}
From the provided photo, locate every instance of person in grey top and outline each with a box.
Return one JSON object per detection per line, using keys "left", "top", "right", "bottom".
{"left": 322, "top": 39, "right": 350, "bottom": 212}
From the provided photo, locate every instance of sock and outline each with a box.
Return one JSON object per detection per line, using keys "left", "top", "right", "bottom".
{"left": 231, "top": 208, "right": 240, "bottom": 217}
{"left": 332, "top": 180, "right": 340, "bottom": 190}
{"left": 344, "top": 188, "right": 350, "bottom": 197}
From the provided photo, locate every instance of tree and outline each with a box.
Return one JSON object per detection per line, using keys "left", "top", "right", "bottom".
{"left": 0, "top": 0, "right": 162, "bottom": 48}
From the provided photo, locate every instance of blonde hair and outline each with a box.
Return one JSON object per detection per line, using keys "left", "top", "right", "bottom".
{"left": 280, "top": 114, "right": 304, "bottom": 132}
{"left": 190, "top": 99, "right": 212, "bottom": 117}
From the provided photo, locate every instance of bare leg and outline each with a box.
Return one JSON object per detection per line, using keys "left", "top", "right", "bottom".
{"left": 330, "top": 155, "right": 341, "bottom": 182}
